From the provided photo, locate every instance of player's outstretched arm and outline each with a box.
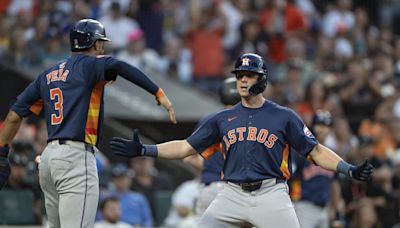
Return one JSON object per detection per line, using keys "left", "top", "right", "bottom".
{"left": 309, "top": 143, "right": 374, "bottom": 181}
{"left": 155, "top": 89, "right": 176, "bottom": 124}
{"left": 110, "top": 129, "right": 196, "bottom": 159}
{"left": 105, "top": 58, "right": 177, "bottom": 124}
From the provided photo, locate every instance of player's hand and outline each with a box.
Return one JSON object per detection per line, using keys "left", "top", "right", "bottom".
{"left": 110, "top": 129, "right": 144, "bottom": 157}
{"left": 155, "top": 90, "right": 177, "bottom": 124}
{"left": 0, "top": 147, "right": 11, "bottom": 189}
{"left": 349, "top": 159, "right": 374, "bottom": 182}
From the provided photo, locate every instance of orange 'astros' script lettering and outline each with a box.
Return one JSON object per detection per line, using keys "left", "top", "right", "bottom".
{"left": 222, "top": 127, "right": 278, "bottom": 150}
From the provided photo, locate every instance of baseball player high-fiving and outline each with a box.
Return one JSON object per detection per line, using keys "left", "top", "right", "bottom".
{"left": 0, "top": 19, "right": 175, "bottom": 228}
{"left": 110, "top": 53, "right": 373, "bottom": 228}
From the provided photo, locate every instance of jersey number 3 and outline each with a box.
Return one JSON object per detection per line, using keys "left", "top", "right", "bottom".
{"left": 50, "top": 88, "right": 63, "bottom": 125}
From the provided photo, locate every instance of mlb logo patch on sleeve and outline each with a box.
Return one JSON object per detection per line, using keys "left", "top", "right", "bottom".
{"left": 303, "top": 125, "right": 314, "bottom": 138}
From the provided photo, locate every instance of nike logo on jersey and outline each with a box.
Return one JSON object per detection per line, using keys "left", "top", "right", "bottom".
{"left": 227, "top": 117, "right": 237, "bottom": 122}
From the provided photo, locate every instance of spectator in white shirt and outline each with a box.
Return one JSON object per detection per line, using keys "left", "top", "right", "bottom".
{"left": 117, "top": 28, "right": 162, "bottom": 74}
{"left": 99, "top": 1, "right": 139, "bottom": 52}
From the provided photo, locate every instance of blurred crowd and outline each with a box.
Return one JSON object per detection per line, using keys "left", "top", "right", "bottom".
{"left": 2, "top": 0, "right": 400, "bottom": 227}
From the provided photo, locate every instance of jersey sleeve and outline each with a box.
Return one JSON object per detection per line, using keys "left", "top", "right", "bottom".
{"left": 285, "top": 109, "right": 318, "bottom": 157}
{"left": 103, "top": 56, "right": 159, "bottom": 94}
{"left": 10, "top": 75, "right": 43, "bottom": 117}
{"left": 91, "top": 55, "right": 115, "bottom": 82}
{"left": 186, "top": 113, "right": 220, "bottom": 154}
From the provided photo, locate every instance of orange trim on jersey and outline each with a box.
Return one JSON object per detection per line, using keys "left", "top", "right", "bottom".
{"left": 29, "top": 100, "right": 44, "bottom": 116}
{"left": 155, "top": 88, "right": 165, "bottom": 98}
{"left": 85, "top": 81, "right": 106, "bottom": 145}
{"left": 280, "top": 143, "right": 291, "bottom": 180}
{"left": 220, "top": 143, "right": 225, "bottom": 180}
{"left": 201, "top": 143, "right": 221, "bottom": 160}
{"left": 290, "top": 179, "right": 302, "bottom": 201}
{"left": 220, "top": 143, "right": 226, "bottom": 160}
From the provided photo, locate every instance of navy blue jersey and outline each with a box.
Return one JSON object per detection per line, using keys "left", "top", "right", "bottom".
{"left": 202, "top": 152, "right": 224, "bottom": 184}
{"left": 290, "top": 151, "right": 336, "bottom": 205}
{"left": 187, "top": 101, "right": 318, "bottom": 182}
{"left": 195, "top": 113, "right": 225, "bottom": 185}
{"left": 11, "top": 54, "right": 158, "bottom": 146}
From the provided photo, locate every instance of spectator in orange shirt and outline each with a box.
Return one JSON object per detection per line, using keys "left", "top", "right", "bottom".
{"left": 187, "top": 0, "right": 228, "bottom": 94}
{"left": 259, "top": 0, "right": 307, "bottom": 63}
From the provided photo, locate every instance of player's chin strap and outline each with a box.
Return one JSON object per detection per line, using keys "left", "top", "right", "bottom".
{"left": 248, "top": 74, "right": 267, "bottom": 95}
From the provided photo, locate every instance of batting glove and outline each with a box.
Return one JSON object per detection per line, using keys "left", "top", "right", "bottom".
{"left": 110, "top": 129, "right": 158, "bottom": 158}
{"left": 0, "top": 147, "right": 11, "bottom": 190}
{"left": 349, "top": 159, "right": 374, "bottom": 182}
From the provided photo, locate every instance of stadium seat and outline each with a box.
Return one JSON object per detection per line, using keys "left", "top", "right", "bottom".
{"left": 154, "top": 190, "right": 173, "bottom": 226}
{"left": 0, "top": 190, "right": 35, "bottom": 225}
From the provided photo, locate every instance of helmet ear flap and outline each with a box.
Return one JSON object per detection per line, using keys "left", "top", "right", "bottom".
{"left": 248, "top": 74, "right": 267, "bottom": 95}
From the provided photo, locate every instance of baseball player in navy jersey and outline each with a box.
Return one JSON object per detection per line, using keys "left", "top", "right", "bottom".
{"left": 110, "top": 53, "right": 373, "bottom": 228}
{"left": 290, "top": 110, "right": 344, "bottom": 228}
{"left": 0, "top": 19, "right": 176, "bottom": 228}
{"left": 183, "top": 77, "right": 241, "bottom": 217}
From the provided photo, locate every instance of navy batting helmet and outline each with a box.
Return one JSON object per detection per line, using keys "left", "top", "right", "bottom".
{"left": 312, "top": 110, "right": 333, "bottom": 127}
{"left": 219, "top": 77, "right": 241, "bottom": 106}
{"left": 70, "top": 19, "right": 110, "bottom": 51}
{"left": 231, "top": 53, "right": 268, "bottom": 95}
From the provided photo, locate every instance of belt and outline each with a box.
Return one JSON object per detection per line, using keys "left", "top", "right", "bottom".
{"left": 312, "top": 201, "right": 327, "bottom": 208}
{"left": 230, "top": 179, "right": 285, "bottom": 192}
{"left": 53, "top": 140, "right": 95, "bottom": 154}
{"left": 233, "top": 181, "right": 262, "bottom": 192}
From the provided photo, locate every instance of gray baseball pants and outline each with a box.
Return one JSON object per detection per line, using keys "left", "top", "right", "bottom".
{"left": 195, "top": 181, "right": 225, "bottom": 217}
{"left": 199, "top": 179, "right": 301, "bottom": 228}
{"left": 294, "top": 201, "right": 329, "bottom": 228}
{"left": 38, "top": 140, "right": 99, "bottom": 228}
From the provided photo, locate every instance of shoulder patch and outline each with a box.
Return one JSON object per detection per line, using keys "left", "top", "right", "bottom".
{"left": 303, "top": 125, "right": 314, "bottom": 138}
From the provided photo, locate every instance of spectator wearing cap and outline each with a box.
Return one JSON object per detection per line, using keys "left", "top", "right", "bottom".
{"left": 101, "top": 163, "right": 153, "bottom": 228}
{"left": 94, "top": 196, "right": 131, "bottom": 228}
{"left": 117, "top": 28, "right": 163, "bottom": 75}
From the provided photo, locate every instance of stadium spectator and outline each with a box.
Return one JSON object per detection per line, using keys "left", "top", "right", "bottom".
{"left": 187, "top": 0, "right": 227, "bottom": 94}
{"left": 4, "top": 150, "right": 42, "bottom": 224}
{"left": 94, "top": 196, "right": 131, "bottom": 228}
{"left": 103, "top": 163, "right": 153, "bottom": 227}
{"left": 129, "top": 157, "right": 174, "bottom": 221}
{"left": 99, "top": 1, "right": 139, "bottom": 52}
{"left": 259, "top": 0, "right": 307, "bottom": 63}
{"left": 117, "top": 28, "right": 163, "bottom": 74}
